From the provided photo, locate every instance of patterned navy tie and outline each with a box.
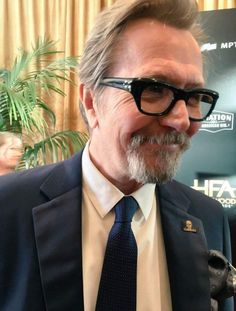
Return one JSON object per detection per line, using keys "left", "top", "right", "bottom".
{"left": 96, "top": 196, "right": 138, "bottom": 311}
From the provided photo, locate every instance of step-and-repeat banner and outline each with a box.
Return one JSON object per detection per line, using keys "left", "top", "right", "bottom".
{"left": 176, "top": 9, "right": 236, "bottom": 212}
{"left": 176, "top": 8, "right": 236, "bottom": 270}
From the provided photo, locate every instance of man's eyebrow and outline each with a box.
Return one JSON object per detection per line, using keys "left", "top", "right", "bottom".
{"left": 185, "top": 81, "right": 205, "bottom": 89}
{"left": 142, "top": 74, "right": 204, "bottom": 89}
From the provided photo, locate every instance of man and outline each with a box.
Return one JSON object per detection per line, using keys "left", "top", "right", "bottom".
{"left": 0, "top": 0, "right": 233, "bottom": 311}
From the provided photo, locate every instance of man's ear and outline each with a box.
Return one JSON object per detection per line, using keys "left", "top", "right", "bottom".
{"left": 79, "top": 83, "right": 98, "bottom": 129}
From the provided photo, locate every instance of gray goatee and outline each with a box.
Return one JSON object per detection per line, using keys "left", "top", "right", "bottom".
{"left": 126, "top": 132, "right": 190, "bottom": 184}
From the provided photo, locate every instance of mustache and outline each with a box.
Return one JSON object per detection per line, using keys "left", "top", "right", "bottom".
{"left": 130, "top": 132, "right": 190, "bottom": 149}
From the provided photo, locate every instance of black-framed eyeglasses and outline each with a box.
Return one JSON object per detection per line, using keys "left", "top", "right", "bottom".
{"left": 99, "top": 77, "right": 219, "bottom": 121}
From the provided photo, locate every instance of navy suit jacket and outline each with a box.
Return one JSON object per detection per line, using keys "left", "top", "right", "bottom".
{"left": 0, "top": 151, "right": 233, "bottom": 311}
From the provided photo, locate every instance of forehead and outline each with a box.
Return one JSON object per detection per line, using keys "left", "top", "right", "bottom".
{"left": 111, "top": 19, "right": 204, "bottom": 86}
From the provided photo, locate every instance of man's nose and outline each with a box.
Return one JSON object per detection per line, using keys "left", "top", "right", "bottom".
{"left": 158, "top": 100, "right": 190, "bottom": 132}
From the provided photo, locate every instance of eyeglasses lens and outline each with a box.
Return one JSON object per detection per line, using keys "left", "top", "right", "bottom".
{"left": 140, "top": 84, "right": 213, "bottom": 120}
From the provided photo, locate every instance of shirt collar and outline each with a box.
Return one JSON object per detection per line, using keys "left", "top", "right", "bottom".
{"left": 82, "top": 142, "right": 156, "bottom": 220}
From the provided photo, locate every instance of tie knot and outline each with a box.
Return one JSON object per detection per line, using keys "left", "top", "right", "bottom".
{"left": 114, "top": 196, "right": 138, "bottom": 223}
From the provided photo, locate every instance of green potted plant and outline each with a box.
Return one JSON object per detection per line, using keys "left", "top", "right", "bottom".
{"left": 0, "top": 37, "right": 88, "bottom": 169}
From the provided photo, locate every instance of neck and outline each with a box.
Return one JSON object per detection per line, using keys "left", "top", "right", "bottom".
{"left": 88, "top": 145, "right": 142, "bottom": 195}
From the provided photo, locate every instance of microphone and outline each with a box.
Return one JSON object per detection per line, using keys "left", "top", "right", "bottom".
{"left": 209, "top": 249, "right": 236, "bottom": 310}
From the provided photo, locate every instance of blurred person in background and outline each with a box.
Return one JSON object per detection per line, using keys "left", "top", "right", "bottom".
{"left": 0, "top": 132, "right": 23, "bottom": 175}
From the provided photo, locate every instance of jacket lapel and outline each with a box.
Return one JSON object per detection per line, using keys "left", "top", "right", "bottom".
{"left": 157, "top": 182, "right": 211, "bottom": 311}
{"left": 32, "top": 153, "right": 84, "bottom": 311}
{"left": 32, "top": 152, "right": 212, "bottom": 311}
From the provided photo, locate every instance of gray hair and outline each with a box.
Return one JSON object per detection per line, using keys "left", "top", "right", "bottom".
{"left": 79, "top": 0, "right": 204, "bottom": 126}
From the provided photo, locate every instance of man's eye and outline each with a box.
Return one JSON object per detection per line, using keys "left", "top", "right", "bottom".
{"left": 146, "top": 85, "right": 166, "bottom": 94}
{"left": 142, "top": 85, "right": 171, "bottom": 103}
{"left": 190, "top": 93, "right": 213, "bottom": 105}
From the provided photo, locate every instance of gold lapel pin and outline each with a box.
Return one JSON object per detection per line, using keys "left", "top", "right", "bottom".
{"left": 182, "top": 220, "right": 197, "bottom": 233}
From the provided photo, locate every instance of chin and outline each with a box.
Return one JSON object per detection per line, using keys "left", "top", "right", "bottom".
{"left": 127, "top": 150, "right": 182, "bottom": 185}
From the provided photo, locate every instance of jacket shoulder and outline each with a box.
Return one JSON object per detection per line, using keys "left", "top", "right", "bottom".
{"left": 0, "top": 151, "right": 83, "bottom": 210}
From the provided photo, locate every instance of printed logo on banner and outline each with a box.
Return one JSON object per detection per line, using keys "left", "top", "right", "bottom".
{"left": 192, "top": 179, "right": 236, "bottom": 208}
{"left": 201, "top": 43, "right": 217, "bottom": 52}
{"left": 201, "top": 42, "right": 236, "bottom": 52}
{"left": 200, "top": 110, "right": 234, "bottom": 133}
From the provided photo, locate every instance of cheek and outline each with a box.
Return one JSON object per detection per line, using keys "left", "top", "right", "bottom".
{"left": 186, "top": 122, "right": 201, "bottom": 137}
{"left": 99, "top": 91, "right": 139, "bottom": 130}
{"left": 98, "top": 90, "right": 154, "bottom": 146}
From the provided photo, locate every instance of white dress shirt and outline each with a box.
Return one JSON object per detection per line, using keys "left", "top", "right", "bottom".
{"left": 81, "top": 143, "right": 172, "bottom": 311}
